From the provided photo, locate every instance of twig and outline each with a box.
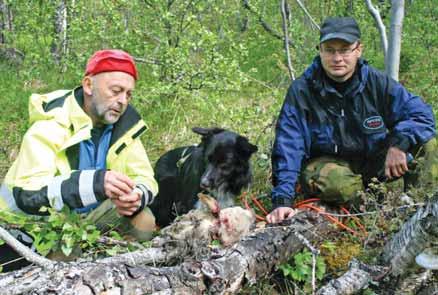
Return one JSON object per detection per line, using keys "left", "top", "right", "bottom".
{"left": 295, "top": 232, "right": 319, "bottom": 295}
{"left": 0, "top": 226, "right": 54, "bottom": 269}
{"left": 294, "top": 0, "right": 320, "bottom": 30}
{"left": 309, "top": 203, "right": 424, "bottom": 218}
{"left": 280, "top": 0, "right": 295, "bottom": 80}
{"left": 242, "top": 0, "right": 295, "bottom": 47}
{"left": 365, "top": 0, "right": 388, "bottom": 57}
{"left": 240, "top": 72, "right": 274, "bottom": 89}
{"left": 97, "top": 236, "right": 145, "bottom": 250}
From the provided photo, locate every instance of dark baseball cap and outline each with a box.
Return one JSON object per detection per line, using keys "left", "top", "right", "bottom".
{"left": 320, "top": 17, "right": 361, "bottom": 44}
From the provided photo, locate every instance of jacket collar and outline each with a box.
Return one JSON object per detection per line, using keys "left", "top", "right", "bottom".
{"left": 62, "top": 87, "right": 146, "bottom": 150}
{"left": 304, "top": 56, "right": 369, "bottom": 98}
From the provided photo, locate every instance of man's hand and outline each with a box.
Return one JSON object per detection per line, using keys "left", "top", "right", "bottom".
{"left": 104, "top": 170, "right": 135, "bottom": 199}
{"left": 266, "top": 207, "right": 298, "bottom": 224}
{"left": 112, "top": 190, "right": 142, "bottom": 216}
{"left": 385, "top": 147, "right": 409, "bottom": 179}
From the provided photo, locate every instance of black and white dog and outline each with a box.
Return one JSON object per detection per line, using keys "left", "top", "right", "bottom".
{"left": 149, "top": 127, "right": 258, "bottom": 227}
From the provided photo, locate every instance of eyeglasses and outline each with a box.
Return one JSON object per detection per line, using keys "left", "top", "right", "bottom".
{"left": 319, "top": 43, "right": 360, "bottom": 57}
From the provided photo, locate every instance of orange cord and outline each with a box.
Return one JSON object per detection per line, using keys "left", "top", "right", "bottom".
{"left": 340, "top": 207, "right": 368, "bottom": 236}
{"left": 241, "top": 192, "right": 266, "bottom": 221}
{"left": 250, "top": 195, "right": 269, "bottom": 216}
{"left": 240, "top": 193, "right": 367, "bottom": 238}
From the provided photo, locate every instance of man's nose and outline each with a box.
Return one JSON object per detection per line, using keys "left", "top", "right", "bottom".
{"left": 332, "top": 51, "right": 343, "bottom": 61}
{"left": 118, "top": 93, "right": 129, "bottom": 105}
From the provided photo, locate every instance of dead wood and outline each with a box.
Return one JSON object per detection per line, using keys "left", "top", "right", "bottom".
{"left": 316, "top": 192, "right": 438, "bottom": 294}
{"left": 0, "top": 210, "right": 331, "bottom": 294}
{"left": 382, "top": 192, "right": 438, "bottom": 276}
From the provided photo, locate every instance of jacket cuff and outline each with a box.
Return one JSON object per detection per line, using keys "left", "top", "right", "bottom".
{"left": 131, "top": 186, "right": 151, "bottom": 216}
{"left": 271, "top": 196, "right": 293, "bottom": 210}
{"left": 387, "top": 133, "right": 411, "bottom": 152}
{"left": 93, "top": 169, "right": 107, "bottom": 201}
{"left": 135, "top": 184, "right": 154, "bottom": 206}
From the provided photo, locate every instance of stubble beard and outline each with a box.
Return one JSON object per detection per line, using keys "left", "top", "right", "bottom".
{"left": 91, "top": 91, "right": 121, "bottom": 126}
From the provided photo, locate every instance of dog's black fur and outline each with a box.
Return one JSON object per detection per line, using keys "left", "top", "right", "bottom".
{"left": 149, "top": 127, "right": 258, "bottom": 227}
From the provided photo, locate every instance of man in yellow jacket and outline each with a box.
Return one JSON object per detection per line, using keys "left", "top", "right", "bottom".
{"left": 1, "top": 50, "right": 158, "bottom": 266}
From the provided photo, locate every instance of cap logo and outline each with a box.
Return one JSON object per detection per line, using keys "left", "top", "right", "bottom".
{"left": 363, "top": 116, "right": 383, "bottom": 130}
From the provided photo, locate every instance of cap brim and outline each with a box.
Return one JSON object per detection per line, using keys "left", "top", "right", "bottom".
{"left": 320, "top": 32, "right": 358, "bottom": 44}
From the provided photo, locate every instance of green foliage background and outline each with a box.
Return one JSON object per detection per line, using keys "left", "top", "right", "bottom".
{"left": 0, "top": 0, "right": 437, "bottom": 289}
{"left": 0, "top": 0, "right": 435, "bottom": 217}
{"left": 1, "top": 0, "right": 436, "bottom": 192}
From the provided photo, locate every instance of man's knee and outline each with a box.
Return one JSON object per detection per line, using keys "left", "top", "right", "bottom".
{"left": 415, "top": 137, "right": 438, "bottom": 187}
{"left": 301, "top": 157, "right": 363, "bottom": 204}
{"left": 123, "top": 207, "right": 157, "bottom": 242}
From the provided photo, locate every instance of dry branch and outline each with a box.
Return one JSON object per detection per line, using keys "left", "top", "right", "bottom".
{"left": 242, "top": 0, "right": 294, "bottom": 47}
{"left": 382, "top": 193, "right": 438, "bottom": 276}
{"left": 316, "top": 193, "right": 438, "bottom": 294}
{"left": 0, "top": 226, "right": 54, "bottom": 269}
{"left": 0, "top": 211, "right": 331, "bottom": 294}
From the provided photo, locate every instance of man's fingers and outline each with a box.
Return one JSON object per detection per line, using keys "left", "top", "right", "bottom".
{"left": 105, "top": 184, "right": 127, "bottom": 199}
{"left": 119, "top": 193, "right": 141, "bottom": 202}
{"left": 112, "top": 172, "right": 135, "bottom": 189}
{"left": 401, "top": 161, "right": 409, "bottom": 172}
{"left": 104, "top": 171, "right": 135, "bottom": 197}
{"left": 113, "top": 198, "right": 140, "bottom": 209}
{"left": 286, "top": 209, "right": 297, "bottom": 219}
{"left": 110, "top": 178, "right": 134, "bottom": 195}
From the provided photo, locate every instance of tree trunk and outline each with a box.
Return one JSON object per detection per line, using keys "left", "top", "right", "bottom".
{"left": 365, "top": 0, "right": 388, "bottom": 58}
{"left": 317, "top": 193, "right": 438, "bottom": 294}
{"left": 382, "top": 193, "right": 438, "bottom": 276}
{"left": 0, "top": 211, "right": 331, "bottom": 294}
{"left": 0, "top": 0, "right": 12, "bottom": 44}
{"left": 385, "top": 0, "right": 405, "bottom": 81}
{"left": 280, "top": 0, "right": 295, "bottom": 80}
{"left": 51, "top": 0, "right": 68, "bottom": 65}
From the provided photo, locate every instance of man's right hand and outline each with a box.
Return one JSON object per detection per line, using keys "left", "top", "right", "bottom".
{"left": 266, "top": 207, "right": 298, "bottom": 224}
{"left": 104, "top": 170, "right": 135, "bottom": 199}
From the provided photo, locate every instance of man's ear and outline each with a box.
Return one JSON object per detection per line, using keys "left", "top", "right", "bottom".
{"left": 82, "top": 76, "right": 93, "bottom": 96}
{"left": 357, "top": 43, "right": 363, "bottom": 58}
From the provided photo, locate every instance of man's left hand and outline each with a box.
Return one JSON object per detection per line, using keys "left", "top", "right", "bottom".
{"left": 385, "top": 146, "right": 408, "bottom": 179}
{"left": 112, "top": 190, "right": 142, "bottom": 216}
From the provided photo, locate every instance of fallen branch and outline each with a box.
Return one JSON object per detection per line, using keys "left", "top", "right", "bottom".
{"left": 316, "top": 193, "right": 438, "bottom": 294}
{"left": 0, "top": 226, "right": 54, "bottom": 270}
{"left": 0, "top": 211, "right": 331, "bottom": 294}
{"left": 382, "top": 193, "right": 438, "bottom": 276}
{"left": 317, "top": 259, "right": 387, "bottom": 295}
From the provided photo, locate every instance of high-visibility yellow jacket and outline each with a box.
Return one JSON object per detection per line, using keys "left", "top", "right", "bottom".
{"left": 0, "top": 87, "right": 158, "bottom": 214}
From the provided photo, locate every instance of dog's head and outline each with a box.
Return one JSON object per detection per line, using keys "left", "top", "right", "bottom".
{"left": 192, "top": 127, "right": 258, "bottom": 196}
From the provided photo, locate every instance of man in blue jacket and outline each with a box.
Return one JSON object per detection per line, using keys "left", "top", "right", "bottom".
{"left": 267, "top": 17, "right": 437, "bottom": 224}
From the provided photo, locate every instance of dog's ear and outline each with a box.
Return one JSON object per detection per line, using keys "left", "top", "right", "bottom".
{"left": 236, "top": 136, "right": 258, "bottom": 158}
{"left": 192, "top": 127, "right": 225, "bottom": 137}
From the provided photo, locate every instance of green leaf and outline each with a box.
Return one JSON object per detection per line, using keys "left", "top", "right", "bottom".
{"left": 61, "top": 244, "right": 73, "bottom": 257}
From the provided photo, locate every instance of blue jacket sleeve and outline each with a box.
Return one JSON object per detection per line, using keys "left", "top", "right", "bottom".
{"left": 386, "top": 79, "right": 436, "bottom": 151}
{"left": 271, "top": 90, "right": 309, "bottom": 208}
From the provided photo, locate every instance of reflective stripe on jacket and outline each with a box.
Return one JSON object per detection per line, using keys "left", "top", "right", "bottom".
{"left": 271, "top": 57, "right": 436, "bottom": 206}
{"left": 1, "top": 87, "right": 158, "bottom": 214}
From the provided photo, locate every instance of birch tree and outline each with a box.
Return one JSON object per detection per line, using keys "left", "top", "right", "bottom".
{"left": 0, "top": 0, "right": 12, "bottom": 44}
{"left": 365, "top": 0, "right": 405, "bottom": 81}
{"left": 51, "top": 0, "right": 68, "bottom": 65}
{"left": 385, "top": 0, "right": 405, "bottom": 81}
